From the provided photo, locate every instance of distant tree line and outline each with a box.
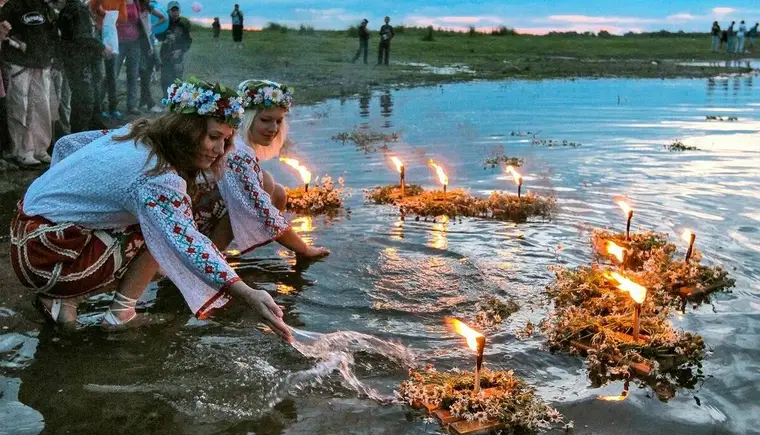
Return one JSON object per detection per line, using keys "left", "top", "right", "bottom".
{"left": 257, "top": 22, "right": 711, "bottom": 39}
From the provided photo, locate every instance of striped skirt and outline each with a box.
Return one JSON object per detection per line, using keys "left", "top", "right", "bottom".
{"left": 9, "top": 203, "right": 145, "bottom": 298}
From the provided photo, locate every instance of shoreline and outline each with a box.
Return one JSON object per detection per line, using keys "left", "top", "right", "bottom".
{"left": 181, "top": 27, "right": 758, "bottom": 105}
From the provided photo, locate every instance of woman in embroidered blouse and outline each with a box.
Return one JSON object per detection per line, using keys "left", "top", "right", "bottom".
{"left": 198, "top": 79, "right": 330, "bottom": 258}
{"left": 10, "top": 78, "right": 291, "bottom": 341}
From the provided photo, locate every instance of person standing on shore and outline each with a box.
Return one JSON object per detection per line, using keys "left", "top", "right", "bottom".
{"left": 230, "top": 4, "right": 243, "bottom": 49}
{"left": 726, "top": 21, "right": 735, "bottom": 54}
{"left": 157, "top": 1, "right": 191, "bottom": 98}
{"left": 57, "top": 0, "right": 112, "bottom": 133}
{"left": 377, "top": 16, "right": 394, "bottom": 66}
{"left": 749, "top": 23, "right": 758, "bottom": 53}
{"left": 736, "top": 20, "right": 747, "bottom": 54}
{"left": 711, "top": 21, "right": 721, "bottom": 52}
{"left": 0, "top": 0, "right": 11, "bottom": 163}
{"left": 212, "top": 16, "right": 220, "bottom": 46}
{"left": 352, "top": 19, "right": 369, "bottom": 64}
{"left": 0, "top": 0, "right": 58, "bottom": 167}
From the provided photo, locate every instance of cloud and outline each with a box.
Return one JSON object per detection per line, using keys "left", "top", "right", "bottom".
{"left": 667, "top": 13, "right": 696, "bottom": 21}
{"left": 544, "top": 15, "right": 659, "bottom": 25}
{"left": 404, "top": 15, "right": 506, "bottom": 29}
{"left": 712, "top": 7, "right": 736, "bottom": 15}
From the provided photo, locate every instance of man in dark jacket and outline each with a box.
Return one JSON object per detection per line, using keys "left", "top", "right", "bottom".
{"left": 0, "top": 0, "right": 58, "bottom": 166}
{"left": 378, "top": 16, "right": 394, "bottom": 66}
{"left": 352, "top": 19, "right": 369, "bottom": 64}
{"left": 57, "top": 0, "right": 110, "bottom": 133}
{"left": 158, "top": 0, "right": 191, "bottom": 97}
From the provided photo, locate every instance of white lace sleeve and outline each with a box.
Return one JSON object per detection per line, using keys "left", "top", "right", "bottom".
{"left": 51, "top": 129, "right": 114, "bottom": 166}
{"left": 218, "top": 147, "right": 290, "bottom": 254}
{"left": 133, "top": 173, "right": 239, "bottom": 318}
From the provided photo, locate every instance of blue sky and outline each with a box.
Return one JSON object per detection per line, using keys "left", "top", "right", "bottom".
{"left": 176, "top": 1, "right": 760, "bottom": 34}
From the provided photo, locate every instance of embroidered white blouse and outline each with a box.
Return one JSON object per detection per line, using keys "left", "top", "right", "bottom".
{"left": 24, "top": 128, "right": 289, "bottom": 317}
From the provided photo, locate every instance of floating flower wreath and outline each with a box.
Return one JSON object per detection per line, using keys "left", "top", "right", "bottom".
{"left": 162, "top": 77, "right": 245, "bottom": 128}
{"left": 238, "top": 80, "right": 294, "bottom": 111}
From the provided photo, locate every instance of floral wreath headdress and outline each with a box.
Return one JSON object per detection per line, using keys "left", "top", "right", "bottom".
{"left": 163, "top": 77, "right": 245, "bottom": 128}
{"left": 238, "top": 80, "right": 294, "bottom": 111}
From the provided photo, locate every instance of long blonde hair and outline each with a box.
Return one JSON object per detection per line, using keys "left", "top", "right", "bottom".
{"left": 238, "top": 106, "right": 289, "bottom": 161}
{"left": 237, "top": 78, "right": 291, "bottom": 161}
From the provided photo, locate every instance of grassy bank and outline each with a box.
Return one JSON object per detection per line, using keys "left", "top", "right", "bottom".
{"left": 184, "top": 26, "right": 755, "bottom": 104}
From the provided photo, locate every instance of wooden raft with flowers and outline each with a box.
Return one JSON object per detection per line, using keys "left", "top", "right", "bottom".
{"left": 541, "top": 225, "right": 734, "bottom": 398}
{"left": 397, "top": 367, "right": 564, "bottom": 434}
{"left": 366, "top": 185, "right": 557, "bottom": 223}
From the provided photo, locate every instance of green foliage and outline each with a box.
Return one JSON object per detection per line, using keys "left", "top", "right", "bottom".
{"left": 298, "top": 24, "right": 315, "bottom": 35}
{"left": 264, "top": 22, "right": 289, "bottom": 33}
{"left": 421, "top": 26, "right": 435, "bottom": 41}
{"left": 491, "top": 26, "right": 518, "bottom": 36}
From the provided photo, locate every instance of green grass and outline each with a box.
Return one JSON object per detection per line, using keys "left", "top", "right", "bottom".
{"left": 183, "top": 27, "right": 753, "bottom": 104}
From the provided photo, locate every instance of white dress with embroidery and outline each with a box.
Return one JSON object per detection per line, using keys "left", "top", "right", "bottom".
{"left": 24, "top": 128, "right": 290, "bottom": 317}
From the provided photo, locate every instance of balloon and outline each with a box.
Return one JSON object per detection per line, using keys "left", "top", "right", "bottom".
{"left": 149, "top": 1, "right": 168, "bottom": 35}
{"left": 191, "top": 2, "right": 202, "bottom": 12}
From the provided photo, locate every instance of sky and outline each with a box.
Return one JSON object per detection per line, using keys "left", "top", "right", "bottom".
{"left": 174, "top": 1, "right": 760, "bottom": 34}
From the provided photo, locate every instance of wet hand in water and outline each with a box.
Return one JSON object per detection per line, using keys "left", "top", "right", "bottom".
{"left": 243, "top": 289, "right": 293, "bottom": 342}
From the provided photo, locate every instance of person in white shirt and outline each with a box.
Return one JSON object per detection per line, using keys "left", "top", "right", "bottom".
{"left": 11, "top": 78, "right": 292, "bottom": 341}
{"left": 736, "top": 20, "right": 747, "bottom": 54}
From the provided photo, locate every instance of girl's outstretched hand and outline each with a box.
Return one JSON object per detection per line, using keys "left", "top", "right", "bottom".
{"left": 229, "top": 282, "right": 292, "bottom": 342}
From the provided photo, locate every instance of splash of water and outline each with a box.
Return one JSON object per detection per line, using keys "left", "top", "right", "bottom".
{"left": 272, "top": 328, "right": 417, "bottom": 405}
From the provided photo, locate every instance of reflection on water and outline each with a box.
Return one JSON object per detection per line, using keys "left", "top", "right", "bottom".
{"left": 358, "top": 89, "right": 370, "bottom": 122}
{"left": 380, "top": 89, "right": 393, "bottom": 128}
{"left": 429, "top": 218, "right": 449, "bottom": 250}
{"left": 3, "top": 76, "right": 760, "bottom": 434}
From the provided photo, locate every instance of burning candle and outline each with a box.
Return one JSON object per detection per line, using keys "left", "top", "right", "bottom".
{"left": 616, "top": 200, "right": 633, "bottom": 241}
{"left": 428, "top": 160, "right": 448, "bottom": 194}
{"left": 390, "top": 156, "right": 405, "bottom": 197}
{"left": 606, "top": 271, "right": 648, "bottom": 343}
{"left": 682, "top": 229, "right": 696, "bottom": 262}
{"left": 279, "top": 157, "right": 312, "bottom": 192}
{"left": 606, "top": 240, "right": 627, "bottom": 265}
{"left": 446, "top": 318, "right": 486, "bottom": 393}
{"left": 505, "top": 165, "right": 523, "bottom": 199}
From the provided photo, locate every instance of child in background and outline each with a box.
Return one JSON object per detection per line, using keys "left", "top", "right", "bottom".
{"left": 212, "top": 17, "right": 220, "bottom": 46}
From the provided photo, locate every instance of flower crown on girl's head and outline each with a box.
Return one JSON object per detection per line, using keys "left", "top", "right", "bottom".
{"left": 163, "top": 77, "right": 245, "bottom": 128}
{"left": 238, "top": 80, "right": 294, "bottom": 111}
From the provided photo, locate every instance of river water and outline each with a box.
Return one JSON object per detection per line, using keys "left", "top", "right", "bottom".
{"left": 1, "top": 75, "right": 759, "bottom": 434}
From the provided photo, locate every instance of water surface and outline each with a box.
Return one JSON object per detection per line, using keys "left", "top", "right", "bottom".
{"left": 2, "top": 75, "right": 759, "bottom": 434}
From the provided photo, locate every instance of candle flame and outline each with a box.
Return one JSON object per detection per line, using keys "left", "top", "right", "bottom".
{"left": 616, "top": 200, "right": 632, "bottom": 217}
{"left": 505, "top": 165, "right": 523, "bottom": 185}
{"left": 279, "top": 157, "right": 312, "bottom": 185}
{"left": 606, "top": 271, "right": 648, "bottom": 304}
{"left": 606, "top": 241, "right": 626, "bottom": 263}
{"left": 597, "top": 392, "right": 629, "bottom": 401}
{"left": 681, "top": 229, "right": 694, "bottom": 243}
{"left": 390, "top": 156, "right": 404, "bottom": 173}
{"left": 428, "top": 160, "right": 448, "bottom": 187}
{"left": 446, "top": 318, "right": 483, "bottom": 352}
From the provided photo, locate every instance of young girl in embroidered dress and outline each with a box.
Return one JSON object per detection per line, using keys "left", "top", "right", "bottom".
{"left": 193, "top": 79, "right": 329, "bottom": 258}
{"left": 11, "top": 78, "right": 291, "bottom": 341}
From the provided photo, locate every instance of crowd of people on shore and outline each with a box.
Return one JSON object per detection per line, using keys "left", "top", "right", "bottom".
{"left": 0, "top": 0, "right": 192, "bottom": 168}
{"left": 711, "top": 20, "right": 758, "bottom": 54}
